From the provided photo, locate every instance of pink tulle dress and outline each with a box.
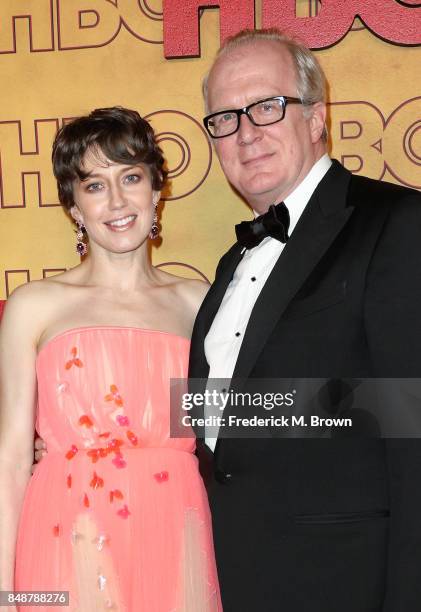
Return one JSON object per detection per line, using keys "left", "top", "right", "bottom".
{"left": 15, "top": 327, "right": 221, "bottom": 611}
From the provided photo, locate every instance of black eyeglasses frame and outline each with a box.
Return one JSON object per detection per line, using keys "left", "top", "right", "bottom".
{"left": 203, "top": 95, "right": 303, "bottom": 139}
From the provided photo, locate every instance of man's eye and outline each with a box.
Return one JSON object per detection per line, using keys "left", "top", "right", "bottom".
{"left": 259, "top": 102, "right": 276, "bottom": 113}
{"left": 220, "top": 113, "right": 235, "bottom": 123}
{"left": 212, "top": 113, "right": 235, "bottom": 128}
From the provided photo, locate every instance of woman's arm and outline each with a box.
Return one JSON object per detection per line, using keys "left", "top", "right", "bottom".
{"left": 0, "top": 284, "right": 39, "bottom": 591}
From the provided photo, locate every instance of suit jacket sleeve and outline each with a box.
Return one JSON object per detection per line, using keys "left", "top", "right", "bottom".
{"left": 364, "top": 188, "right": 421, "bottom": 611}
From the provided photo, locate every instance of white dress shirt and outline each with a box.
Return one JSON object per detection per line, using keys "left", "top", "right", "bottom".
{"left": 204, "top": 154, "right": 332, "bottom": 451}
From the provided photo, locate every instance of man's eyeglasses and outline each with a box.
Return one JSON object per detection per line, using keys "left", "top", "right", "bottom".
{"left": 203, "top": 96, "right": 303, "bottom": 139}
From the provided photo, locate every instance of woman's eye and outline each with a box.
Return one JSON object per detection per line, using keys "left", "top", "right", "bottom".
{"left": 124, "top": 174, "right": 141, "bottom": 184}
{"left": 86, "top": 182, "right": 102, "bottom": 192}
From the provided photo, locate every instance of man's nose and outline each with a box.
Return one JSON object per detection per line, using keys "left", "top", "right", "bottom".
{"left": 237, "top": 113, "right": 262, "bottom": 144}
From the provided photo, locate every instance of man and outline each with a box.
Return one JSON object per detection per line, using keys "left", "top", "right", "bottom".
{"left": 189, "top": 28, "right": 421, "bottom": 611}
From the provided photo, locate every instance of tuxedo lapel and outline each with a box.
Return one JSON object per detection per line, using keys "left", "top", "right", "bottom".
{"left": 188, "top": 243, "right": 244, "bottom": 441}
{"left": 232, "top": 160, "right": 354, "bottom": 383}
{"left": 189, "top": 243, "right": 244, "bottom": 381}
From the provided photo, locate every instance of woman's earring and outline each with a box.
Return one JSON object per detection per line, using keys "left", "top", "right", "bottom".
{"left": 76, "top": 221, "right": 88, "bottom": 255}
{"left": 149, "top": 206, "right": 159, "bottom": 240}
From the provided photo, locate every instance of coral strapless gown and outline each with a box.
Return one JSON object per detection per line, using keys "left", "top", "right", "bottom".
{"left": 15, "top": 327, "right": 221, "bottom": 612}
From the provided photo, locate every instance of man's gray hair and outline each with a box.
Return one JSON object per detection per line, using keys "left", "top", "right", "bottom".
{"left": 202, "top": 28, "right": 328, "bottom": 139}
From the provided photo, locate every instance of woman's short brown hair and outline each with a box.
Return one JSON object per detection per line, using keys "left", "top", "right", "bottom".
{"left": 52, "top": 106, "right": 167, "bottom": 210}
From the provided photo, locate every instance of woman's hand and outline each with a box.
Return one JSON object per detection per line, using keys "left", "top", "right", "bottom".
{"left": 32, "top": 437, "right": 46, "bottom": 472}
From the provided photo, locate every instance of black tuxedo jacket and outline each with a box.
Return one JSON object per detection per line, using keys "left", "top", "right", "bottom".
{"left": 189, "top": 161, "right": 421, "bottom": 612}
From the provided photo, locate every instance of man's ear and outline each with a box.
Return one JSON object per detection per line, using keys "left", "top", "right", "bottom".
{"left": 309, "top": 102, "right": 327, "bottom": 144}
{"left": 70, "top": 205, "right": 83, "bottom": 225}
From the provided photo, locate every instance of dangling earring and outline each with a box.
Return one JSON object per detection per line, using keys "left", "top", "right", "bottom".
{"left": 76, "top": 221, "right": 88, "bottom": 256}
{"left": 149, "top": 205, "right": 159, "bottom": 240}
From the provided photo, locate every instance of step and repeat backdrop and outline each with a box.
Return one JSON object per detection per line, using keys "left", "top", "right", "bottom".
{"left": 0, "top": 0, "right": 420, "bottom": 297}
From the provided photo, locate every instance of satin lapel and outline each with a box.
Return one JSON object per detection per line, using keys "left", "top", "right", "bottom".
{"left": 189, "top": 243, "right": 244, "bottom": 381}
{"left": 232, "top": 161, "right": 354, "bottom": 383}
{"left": 189, "top": 243, "right": 244, "bottom": 440}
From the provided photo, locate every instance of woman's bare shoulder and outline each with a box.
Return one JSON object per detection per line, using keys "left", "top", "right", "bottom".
{"left": 178, "top": 277, "right": 210, "bottom": 300}
{"left": 5, "top": 274, "right": 72, "bottom": 307}
{"left": 156, "top": 269, "right": 210, "bottom": 305}
{"left": 1, "top": 276, "right": 74, "bottom": 344}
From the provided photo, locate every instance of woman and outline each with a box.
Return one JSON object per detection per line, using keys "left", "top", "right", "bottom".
{"left": 0, "top": 107, "right": 221, "bottom": 611}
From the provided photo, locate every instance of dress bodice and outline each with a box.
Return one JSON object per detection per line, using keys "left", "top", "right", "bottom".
{"left": 35, "top": 326, "right": 194, "bottom": 455}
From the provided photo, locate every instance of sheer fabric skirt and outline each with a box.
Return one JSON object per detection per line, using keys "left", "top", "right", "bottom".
{"left": 15, "top": 448, "right": 222, "bottom": 612}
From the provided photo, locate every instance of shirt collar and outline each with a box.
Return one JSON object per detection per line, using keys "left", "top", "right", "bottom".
{"left": 284, "top": 154, "right": 332, "bottom": 235}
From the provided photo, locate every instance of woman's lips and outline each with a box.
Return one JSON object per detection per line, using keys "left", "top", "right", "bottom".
{"left": 104, "top": 214, "right": 137, "bottom": 232}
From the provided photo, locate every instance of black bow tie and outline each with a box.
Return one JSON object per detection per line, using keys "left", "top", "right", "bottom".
{"left": 235, "top": 202, "right": 290, "bottom": 249}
